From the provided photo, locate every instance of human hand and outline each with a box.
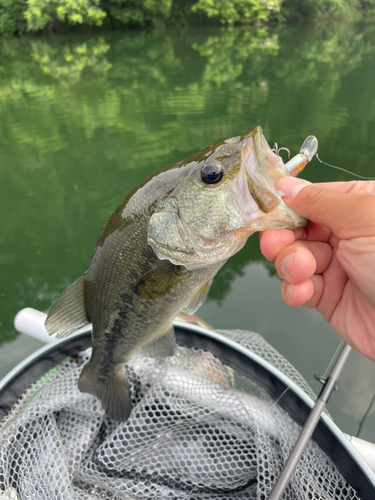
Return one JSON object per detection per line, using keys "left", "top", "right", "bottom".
{"left": 259, "top": 178, "right": 375, "bottom": 361}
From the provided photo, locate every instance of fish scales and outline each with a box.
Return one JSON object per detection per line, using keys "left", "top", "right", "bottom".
{"left": 45, "top": 126, "right": 307, "bottom": 421}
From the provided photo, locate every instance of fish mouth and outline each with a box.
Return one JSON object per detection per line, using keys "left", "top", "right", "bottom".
{"left": 238, "top": 126, "right": 307, "bottom": 230}
{"left": 242, "top": 126, "right": 282, "bottom": 213}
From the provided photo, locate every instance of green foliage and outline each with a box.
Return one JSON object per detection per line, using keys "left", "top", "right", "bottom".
{"left": 0, "top": 0, "right": 26, "bottom": 34}
{"left": 104, "top": 0, "right": 172, "bottom": 28}
{"left": 1, "top": 0, "right": 375, "bottom": 34}
{"left": 280, "top": 0, "right": 360, "bottom": 21}
{"left": 193, "top": 28, "right": 279, "bottom": 85}
{"left": 192, "top": 0, "right": 282, "bottom": 24}
{"left": 24, "top": 0, "right": 106, "bottom": 32}
{"left": 31, "top": 37, "right": 111, "bottom": 84}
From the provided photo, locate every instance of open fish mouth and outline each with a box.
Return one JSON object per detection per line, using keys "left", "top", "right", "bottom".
{"left": 237, "top": 125, "right": 318, "bottom": 232}
{"left": 242, "top": 126, "right": 284, "bottom": 215}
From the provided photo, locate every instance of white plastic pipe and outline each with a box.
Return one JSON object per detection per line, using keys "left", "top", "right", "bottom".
{"left": 344, "top": 434, "right": 375, "bottom": 475}
{"left": 14, "top": 307, "right": 56, "bottom": 343}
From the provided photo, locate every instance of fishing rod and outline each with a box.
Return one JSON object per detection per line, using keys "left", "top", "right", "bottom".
{"left": 267, "top": 341, "right": 352, "bottom": 500}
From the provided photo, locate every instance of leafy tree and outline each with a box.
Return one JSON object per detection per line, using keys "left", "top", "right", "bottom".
{"left": 0, "top": 0, "right": 26, "bottom": 34}
{"left": 192, "top": 0, "right": 282, "bottom": 24}
{"left": 103, "top": 0, "right": 172, "bottom": 28}
{"left": 24, "top": 0, "right": 106, "bottom": 32}
{"left": 280, "top": 0, "right": 360, "bottom": 21}
{"left": 1, "top": 0, "right": 375, "bottom": 34}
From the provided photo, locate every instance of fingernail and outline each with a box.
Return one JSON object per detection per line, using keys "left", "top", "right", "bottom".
{"left": 281, "top": 252, "right": 295, "bottom": 276}
{"left": 285, "top": 283, "right": 293, "bottom": 301}
{"left": 275, "top": 177, "right": 312, "bottom": 199}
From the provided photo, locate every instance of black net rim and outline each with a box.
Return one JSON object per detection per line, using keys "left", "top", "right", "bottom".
{"left": 0, "top": 324, "right": 374, "bottom": 498}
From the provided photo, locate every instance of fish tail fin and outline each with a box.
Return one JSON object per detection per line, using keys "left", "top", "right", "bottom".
{"left": 45, "top": 275, "right": 89, "bottom": 338}
{"left": 78, "top": 362, "right": 132, "bottom": 422}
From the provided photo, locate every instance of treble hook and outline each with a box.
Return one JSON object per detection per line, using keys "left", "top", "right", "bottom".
{"left": 272, "top": 143, "right": 291, "bottom": 160}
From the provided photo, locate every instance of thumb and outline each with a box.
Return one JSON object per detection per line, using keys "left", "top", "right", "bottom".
{"left": 275, "top": 177, "right": 375, "bottom": 239}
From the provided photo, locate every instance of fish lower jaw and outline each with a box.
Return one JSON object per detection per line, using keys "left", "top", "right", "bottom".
{"left": 232, "top": 228, "right": 254, "bottom": 239}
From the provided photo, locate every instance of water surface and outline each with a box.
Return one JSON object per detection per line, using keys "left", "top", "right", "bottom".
{"left": 1, "top": 23, "right": 375, "bottom": 441}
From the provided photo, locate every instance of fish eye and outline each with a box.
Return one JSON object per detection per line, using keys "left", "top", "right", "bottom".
{"left": 201, "top": 162, "right": 224, "bottom": 184}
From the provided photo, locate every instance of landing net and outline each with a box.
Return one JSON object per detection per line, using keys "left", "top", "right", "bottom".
{"left": 0, "top": 330, "right": 360, "bottom": 499}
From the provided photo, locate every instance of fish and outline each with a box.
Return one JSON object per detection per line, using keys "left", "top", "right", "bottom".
{"left": 45, "top": 125, "right": 307, "bottom": 421}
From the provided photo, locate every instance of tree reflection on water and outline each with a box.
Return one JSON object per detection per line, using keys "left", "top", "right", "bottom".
{"left": 1, "top": 23, "right": 375, "bottom": 344}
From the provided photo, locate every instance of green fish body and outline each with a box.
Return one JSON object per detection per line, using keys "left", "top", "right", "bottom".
{"left": 45, "top": 126, "right": 306, "bottom": 421}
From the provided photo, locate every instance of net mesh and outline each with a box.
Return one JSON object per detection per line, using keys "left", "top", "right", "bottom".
{"left": 0, "top": 329, "right": 360, "bottom": 500}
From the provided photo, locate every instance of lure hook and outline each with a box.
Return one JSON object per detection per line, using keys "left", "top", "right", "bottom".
{"left": 272, "top": 143, "right": 291, "bottom": 160}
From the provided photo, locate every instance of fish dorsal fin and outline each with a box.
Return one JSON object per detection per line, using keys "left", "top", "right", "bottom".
{"left": 45, "top": 275, "right": 89, "bottom": 338}
{"left": 140, "top": 324, "right": 176, "bottom": 359}
{"left": 136, "top": 263, "right": 187, "bottom": 300}
{"left": 185, "top": 278, "right": 213, "bottom": 315}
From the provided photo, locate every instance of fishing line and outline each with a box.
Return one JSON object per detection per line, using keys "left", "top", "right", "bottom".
{"left": 248, "top": 386, "right": 291, "bottom": 433}
{"left": 270, "top": 386, "right": 291, "bottom": 409}
{"left": 305, "top": 378, "right": 323, "bottom": 386}
{"left": 184, "top": 483, "right": 199, "bottom": 499}
{"left": 322, "top": 340, "right": 345, "bottom": 380}
{"left": 356, "top": 392, "right": 375, "bottom": 438}
{"left": 315, "top": 154, "right": 375, "bottom": 180}
{"left": 227, "top": 376, "right": 291, "bottom": 456}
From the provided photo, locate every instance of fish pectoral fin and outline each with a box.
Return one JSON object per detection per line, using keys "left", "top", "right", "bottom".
{"left": 185, "top": 278, "right": 213, "bottom": 315}
{"left": 136, "top": 263, "right": 186, "bottom": 300}
{"left": 78, "top": 363, "right": 131, "bottom": 422}
{"left": 45, "top": 275, "right": 89, "bottom": 338}
{"left": 140, "top": 324, "right": 176, "bottom": 359}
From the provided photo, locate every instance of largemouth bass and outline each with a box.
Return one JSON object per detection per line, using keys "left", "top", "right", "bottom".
{"left": 45, "top": 126, "right": 309, "bottom": 421}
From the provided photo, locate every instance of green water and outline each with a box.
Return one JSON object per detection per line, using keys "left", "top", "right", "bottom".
{"left": 1, "top": 23, "right": 375, "bottom": 442}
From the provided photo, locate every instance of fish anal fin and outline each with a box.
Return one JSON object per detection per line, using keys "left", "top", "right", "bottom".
{"left": 78, "top": 363, "right": 131, "bottom": 422}
{"left": 45, "top": 275, "right": 89, "bottom": 338}
{"left": 185, "top": 278, "right": 213, "bottom": 315}
{"left": 136, "top": 263, "right": 186, "bottom": 300}
{"left": 140, "top": 324, "right": 176, "bottom": 359}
